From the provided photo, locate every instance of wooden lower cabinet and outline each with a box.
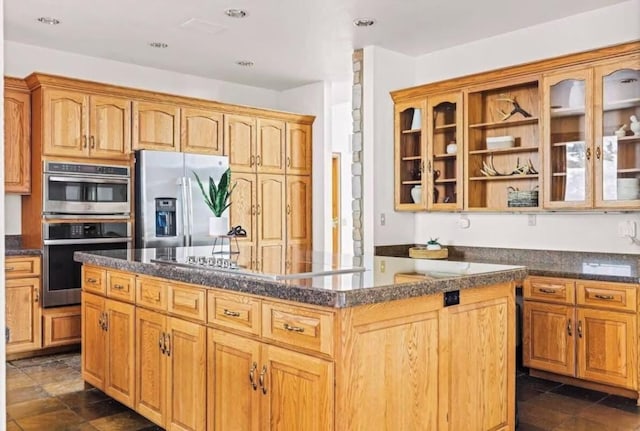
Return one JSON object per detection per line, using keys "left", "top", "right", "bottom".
{"left": 207, "top": 328, "right": 333, "bottom": 431}
{"left": 136, "top": 308, "right": 207, "bottom": 431}
{"left": 81, "top": 292, "right": 136, "bottom": 407}
{"left": 43, "top": 305, "right": 82, "bottom": 347}
{"left": 524, "top": 277, "right": 639, "bottom": 401}
{"left": 5, "top": 277, "right": 41, "bottom": 353}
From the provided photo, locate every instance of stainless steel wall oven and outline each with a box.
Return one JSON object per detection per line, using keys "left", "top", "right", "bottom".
{"left": 42, "top": 221, "right": 132, "bottom": 307}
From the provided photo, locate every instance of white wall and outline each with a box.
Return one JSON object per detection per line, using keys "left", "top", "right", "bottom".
{"left": 363, "top": 46, "right": 417, "bottom": 254}
{"left": 278, "top": 82, "right": 332, "bottom": 253}
{"left": 370, "top": 0, "right": 640, "bottom": 253}
{"left": 2, "top": 40, "right": 285, "bottom": 234}
{"left": 331, "top": 102, "right": 353, "bottom": 255}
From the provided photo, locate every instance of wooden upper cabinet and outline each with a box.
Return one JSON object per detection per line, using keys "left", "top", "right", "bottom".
{"left": 39, "top": 88, "right": 131, "bottom": 160}
{"left": 42, "top": 88, "right": 89, "bottom": 157}
{"left": 286, "top": 175, "right": 312, "bottom": 244}
{"left": 256, "top": 118, "right": 285, "bottom": 174}
{"left": 230, "top": 172, "right": 257, "bottom": 243}
{"left": 4, "top": 80, "right": 31, "bottom": 194}
{"left": 286, "top": 123, "right": 312, "bottom": 175}
{"left": 181, "top": 108, "right": 224, "bottom": 155}
{"left": 225, "top": 114, "right": 256, "bottom": 172}
{"left": 90, "top": 95, "right": 131, "bottom": 159}
{"left": 133, "top": 101, "right": 181, "bottom": 152}
{"left": 257, "top": 174, "right": 286, "bottom": 244}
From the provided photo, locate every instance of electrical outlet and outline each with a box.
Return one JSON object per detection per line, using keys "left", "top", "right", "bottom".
{"left": 618, "top": 220, "right": 637, "bottom": 237}
{"left": 380, "top": 213, "right": 386, "bottom": 226}
{"left": 528, "top": 215, "right": 536, "bottom": 226}
{"left": 458, "top": 215, "right": 470, "bottom": 229}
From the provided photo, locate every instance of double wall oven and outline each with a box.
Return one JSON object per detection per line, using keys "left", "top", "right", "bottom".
{"left": 42, "top": 162, "right": 132, "bottom": 307}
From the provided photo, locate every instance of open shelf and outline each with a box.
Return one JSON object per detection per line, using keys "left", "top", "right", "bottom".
{"left": 433, "top": 153, "right": 456, "bottom": 159}
{"left": 468, "top": 117, "right": 539, "bottom": 130}
{"left": 401, "top": 180, "right": 421, "bottom": 185}
{"left": 435, "top": 178, "right": 457, "bottom": 184}
{"left": 550, "top": 107, "right": 586, "bottom": 118}
{"left": 401, "top": 128, "right": 421, "bottom": 135}
{"left": 468, "top": 146, "right": 539, "bottom": 156}
{"left": 552, "top": 140, "right": 585, "bottom": 148}
{"left": 611, "top": 135, "right": 640, "bottom": 143}
{"left": 434, "top": 123, "right": 456, "bottom": 132}
{"left": 618, "top": 168, "right": 640, "bottom": 174}
{"left": 469, "top": 174, "right": 539, "bottom": 182}
{"left": 603, "top": 97, "right": 640, "bottom": 111}
{"left": 401, "top": 156, "right": 422, "bottom": 161}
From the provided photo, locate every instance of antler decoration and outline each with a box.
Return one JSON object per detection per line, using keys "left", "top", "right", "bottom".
{"left": 495, "top": 97, "right": 532, "bottom": 121}
{"left": 480, "top": 156, "right": 538, "bottom": 177}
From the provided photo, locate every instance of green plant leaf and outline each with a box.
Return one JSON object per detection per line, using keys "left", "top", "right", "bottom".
{"left": 193, "top": 168, "right": 234, "bottom": 217}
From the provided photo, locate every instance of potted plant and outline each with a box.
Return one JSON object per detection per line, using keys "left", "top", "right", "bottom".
{"left": 193, "top": 168, "right": 236, "bottom": 236}
{"left": 426, "top": 238, "right": 442, "bottom": 250}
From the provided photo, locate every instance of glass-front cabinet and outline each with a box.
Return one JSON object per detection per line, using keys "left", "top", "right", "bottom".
{"left": 594, "top": 58, "right": 640, "bottom": 208}
{"left": 543, "top": 57, "right": 640, "bottom": 209}
{"left": 427, "top": 93, "right": 463, "bottom": 210}
{"left": 543, "top": 70, "right": 593, "bottom": 208}
{"left": 394, "top": 100, "right": 427, "bottom": 210}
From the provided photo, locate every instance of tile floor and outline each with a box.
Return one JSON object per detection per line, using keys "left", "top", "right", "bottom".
{"left": 4, "top": 353, "right": 640, "bottom": 430}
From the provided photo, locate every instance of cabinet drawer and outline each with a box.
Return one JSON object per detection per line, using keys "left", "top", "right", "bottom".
{"left": 5, "top": 256, "right": 41, "bottom": 279}
{"left": 262, "top": 301, "right": 334, "bottom": 356}
{"left": 82, "top": 266, "right": 106, "bottom": 295}
{"left": 524, "top": 277, "right": 575, "bottom": 304}
{"left": 136, "top": 277, "right": 168, "bottom": 311}
{"left": 107, "top": 270, "right": 136, "bottom": 303}
{"left": 168, "top": 283, "right": 206, "bottom": 323}
{"left": 208, "top": 290, "right": 261, "bottom": 336}
{"left": 43, "top": 305, "right": 81, "bottom": 347}
{"left": 577, "top": 281, "right": 637, "bottom": 312}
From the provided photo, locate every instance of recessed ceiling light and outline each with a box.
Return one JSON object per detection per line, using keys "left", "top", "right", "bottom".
{"left": 225, "top": 9, "right": 248, "bottom": 18}
{"left": 36, "top": 16, "right": 61, "bottom": 25}
{"left": 235, "top": 60, "right": 254, "bottom": 67}
{"left": 149, "top": 42, "right": 169, "bottom": 48}
{"left": 353, "top": 18, "right": 375, "bottom": 27}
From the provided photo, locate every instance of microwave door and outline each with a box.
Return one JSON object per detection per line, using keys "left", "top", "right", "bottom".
{"left": 185, "top": 154, "right": 229, "bottom": 246}
{"left": 136, "top": 150, "right": 187, "bottom": 248}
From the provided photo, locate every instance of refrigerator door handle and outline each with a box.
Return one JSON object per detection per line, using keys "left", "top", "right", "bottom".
{"left": 186, "top": 177, "right": 195, "bottom": 246}
{"left": 179, "top": 177, "right": 189, "bottom": 246}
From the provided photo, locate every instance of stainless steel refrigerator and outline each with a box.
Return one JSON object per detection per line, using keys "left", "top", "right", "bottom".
{"left": 135, "top": 150, "right": 229, "bottom": 248}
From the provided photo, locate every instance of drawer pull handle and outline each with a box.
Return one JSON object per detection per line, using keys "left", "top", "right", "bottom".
{"left": 223, "top": 309, "right": 241, "bottom": 317}
{"left": 249, "top": 362, "right": 258, "bottom": 390}
{"left": 6, "top": 266, "right": 14, "bottom": 271}
{"left": 594, "top": 294, "right": 614, "bottom": 300}
{"left": 577, "top": 320, "right": 583, "bottom": 338}
{"left": 283, "top": 323, "right": 305, "bottom": 333}
{"left": 159, "top": 334, "right": 166, "bottom": 354}
{"left": 164, "top": 333, "right": 171, "bottom": 356}
{"left": 113, "top": 284, "right": 124, "bottom": 290}
{"left": 259, "top": 365, "right": 267, "bottom": 395}
{"left": 538, "top": 288, "right": 557, "bottom": 294}
{"left": 87, "top": 278, "right": 98, "bottom": 284}
{"left": 566, "top": 319, "right": 572, "bottom": 337}
{"left": 287, "top": 156, "right": 291, "bottom": 168}
{"left": 34, "top": 287, "right": 39, "bottom": 303}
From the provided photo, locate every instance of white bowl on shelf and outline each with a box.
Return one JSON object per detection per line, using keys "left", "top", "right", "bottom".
{"left": 486, "top": 135, "right": 515, "bottom": 150}
{"left": 617, "top": 178, "right": 640, "bottom": 200}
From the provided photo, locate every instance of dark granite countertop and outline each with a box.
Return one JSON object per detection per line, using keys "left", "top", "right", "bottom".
{"left": 74, "top": 247, "right": 527, "bottom": 308}
{"left": 5, "top": 235, "right": 42, "bottom": 257}
{"left": 376, "top": 245, "right": 640, "bottom": 284}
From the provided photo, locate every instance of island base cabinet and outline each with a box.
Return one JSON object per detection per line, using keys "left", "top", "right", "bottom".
{"left": 81, "top": 292, "right": 135, "bottom": 408}
{"left": 136, "top": 308, "right": 207, "bottom": 431}
{"left": 336, "top": 283, "right": 515, "bottom": 431}
{"left": 207, "top": 328, "right": 334, "bottom": 431}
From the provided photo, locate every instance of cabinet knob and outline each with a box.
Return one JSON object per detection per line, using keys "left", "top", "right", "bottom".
{"left": 34, "top": 287, "right": 39, "bottom": 303}
{"left": 90, "top": 136, "right": 96, "bottom": 149}
{"left": 259, "top": 365, "right": 268, "bottom": 395}
{"left": 164, "top": 333, "right": 171, "bottom": 356}
{"left": 286, "top": 204, "right": 291, "bottom": 215}
{"left": 159, "top": 333, "right": 166, "bottom": 354}
{"left": 595, "top": 146, "right": 601, "bottom": 160}
{"left": 566, "top": 319, "right": 572, "bottom": 337}
{"left": 586, "top": 147, "right": 592, "bottom": 160}
{"left": 577, "top": 320, "right": 583, "bottom": 338}
{"left": 538, "top": 288, "right": 556, "bottom": 294}
{"left": 286, "top": 156, "right": 291, "bottom": 168}
{"left": 256, "top": 155, "right": 262, "bottom": 166}
{"left": 250, "top": 155, "right": 255, "bottom": 167}
{"left": 223, "top": 309, "right": 241, "bottom": 317}
{"left": 283, "top": 323, "right": 305, "bottom": 333}
{"left": 249, "top": 362, "right": 258, "bottom": 390}
{"left": 82, "top": 135, "right": 88, "bottom": 149}
{"left": 594, "top": 294, "right": 614, "bottom": 300}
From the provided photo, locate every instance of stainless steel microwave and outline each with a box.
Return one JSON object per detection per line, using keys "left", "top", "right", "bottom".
{"left": 42, "top": 161, "right": 131, "bottom": 217}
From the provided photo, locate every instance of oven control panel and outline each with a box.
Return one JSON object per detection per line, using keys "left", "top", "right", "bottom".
{"left": 45, "top": 162, "right": 130, "bottom": 177}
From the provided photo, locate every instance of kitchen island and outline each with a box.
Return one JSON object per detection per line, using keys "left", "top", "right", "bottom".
{"left": 75, "top": 247, "right": 527, "bottom": 431}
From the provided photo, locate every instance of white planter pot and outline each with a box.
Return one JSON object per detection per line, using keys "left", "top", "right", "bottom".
{"left": 209, "top": 217, "right": 229, "bottom": 236}
{"left": 411, "top": 185, "right": 422, "bottom": 204}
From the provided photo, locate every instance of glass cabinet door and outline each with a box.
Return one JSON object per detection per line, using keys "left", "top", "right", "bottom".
{"left": 543, "top": 70, "right": 594, "bottom": 209}
{"left": 427, "top": 92, "right": 463, "bottom": 210}
{"left": 594, "top": 58, "right": 640, "bottom": 208}
{"left": 395, "top": 100, "right": 427, "bottom": 210}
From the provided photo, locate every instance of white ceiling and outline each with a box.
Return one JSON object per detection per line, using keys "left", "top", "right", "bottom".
{"left": 4, "top": 0, "right": 630, "bottom": 90}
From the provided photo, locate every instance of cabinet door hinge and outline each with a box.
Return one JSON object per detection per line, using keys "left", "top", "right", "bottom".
{"left": 5, "top": 327, "right": 10, "bottom": 343}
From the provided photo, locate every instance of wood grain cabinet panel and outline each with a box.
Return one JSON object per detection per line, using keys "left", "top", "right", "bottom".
{"left": 229, "top": 172, "right": 257, "bottom": 269}
{"left": 82, "top": 292, "right": 106, "bottom": 389}
{"left": 182, "top": 108, "right": 224, "bottom": 155}
{"left": 576, "top": 280, "right": 637, "bottom": 312}
{"left": 83, "top": 266, "right": 106, "bottom": 296}
{"left": 4, "top": 80, "right": 31, "bottom": 194}
{"left": 136, "top": 277, "right": 168, "bottom": 311}
{"left": 207, "top": 290, "right": 261, "bottom": 336}
{"left": 133, "top": 101, "right": 181, "bottom": 151}
{"left": 5, "top": 256, "right": 40, "bottom": 279}
{"left": 136, "top": 307, "right": 167, "bottom": 426}
{"left": 43, "top": 305, "right": 81, "bottom": 347}
{"left": 286, "top": 123, "right": 312, "bottom": 176}
{"left": 256, "top": 118, "right": 285, "bottom": 174}
{"left": 225, "top": 114, "right": 256, "bottom": 172}
{"left": 5, "top": 276, "right": 42, "bottom": 354}
{"left": 42, "top": 88, "right": 89, "bottom": 157}
{"left": 286, "top": 175, "right": 312, "bottom": 245}
{"left": 257, "top": 175, "right": 285, "bottom": 273}
{"left": 523, "top": 301, "right": 575, "bottom": 376}
{"left": 168, "top": 283, "right": 206, "bottom": 323}
{"left": 89, "top": 95, "right": 131, "bottom": 159}
{"left": 107, "top": 270, "right": 136, "bottom": 303}
{"left": 524, "top": 277, "right": 575, "bottom": 304}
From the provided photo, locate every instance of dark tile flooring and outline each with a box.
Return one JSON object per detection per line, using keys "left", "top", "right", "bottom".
{"left": 4, "top": 353, "right": 640, "bottom": 430}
